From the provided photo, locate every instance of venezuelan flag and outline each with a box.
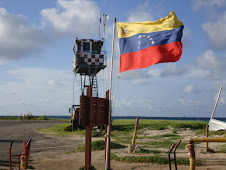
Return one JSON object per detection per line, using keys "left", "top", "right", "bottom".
{"left": 117, "top": 11, "right": 184, "bottom": 73}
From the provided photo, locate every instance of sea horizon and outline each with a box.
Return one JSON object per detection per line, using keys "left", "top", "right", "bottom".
{"left": 1, "top": 115, "right": 226, "bottom": 122}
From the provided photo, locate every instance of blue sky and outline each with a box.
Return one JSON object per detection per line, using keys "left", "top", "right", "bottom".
{"left": 0, "top": 0, "right": 226, "bottom": 117}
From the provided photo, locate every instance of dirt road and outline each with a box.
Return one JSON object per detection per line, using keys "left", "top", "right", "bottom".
{"left": 0, "top": 120, "right": 83, "bottom": 169}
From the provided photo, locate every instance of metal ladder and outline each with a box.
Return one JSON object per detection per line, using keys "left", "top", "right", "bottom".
{"left": 91, "top": 75, "right": 98, "bottom": 97}
{"left": 88, "top": 66, "right": 98, "bottom": 97}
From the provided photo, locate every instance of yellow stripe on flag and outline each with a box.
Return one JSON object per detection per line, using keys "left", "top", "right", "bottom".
{"left": 117, "top": 11, "right": 183, "bottom": 39}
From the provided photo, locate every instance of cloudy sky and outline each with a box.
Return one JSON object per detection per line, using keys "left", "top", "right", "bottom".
{"left": 0, "top": 0, "right": 226, "bottom": 117}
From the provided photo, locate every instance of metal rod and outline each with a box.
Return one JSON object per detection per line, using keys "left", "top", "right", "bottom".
{"left": 9, "top": 141, "right": 13, "bottom": 170}
{"left": 99, "top": 12, "right": 102, "bottom": 40}
{"left": 191, "top": 137, "right": 226, "bottom": 142}
{"left": 73, "top": 73, "right": 75, "bottom": 106}
{"left": 188, "top": 140, "right": 195, "bottom": 170}
{"left": 206, "top": 124, "right": 209, "bottom": 152}
{"left": 105, "top": 18, "right": 116, "bottom": 170}
{"left": 211, "top": 85, "right": 223, "bottom": 119}
{"left": 168, "top": 144, "right": 175, "bottom": 170}
{"left": 174, "top": 140, "right": 182, "bottom": 170}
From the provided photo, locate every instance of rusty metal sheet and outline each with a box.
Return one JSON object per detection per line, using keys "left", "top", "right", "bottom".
{"left": 87, "top": 85, "right": 92, "bottom": 97}
{"left": 79, "top": 96, "right": 90, "bottom": 126}
{"left": 79, "top": 88, "right": 109, "bottom": 126}
{"left": 90, "top": 97, "right": 97, "bottom": 126}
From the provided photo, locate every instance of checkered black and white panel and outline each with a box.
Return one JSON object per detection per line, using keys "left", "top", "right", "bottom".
{"left": 83, "top": 54, "right": 104, "bottom": 65}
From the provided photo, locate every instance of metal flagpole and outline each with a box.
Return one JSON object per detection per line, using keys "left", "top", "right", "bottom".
{"left": 211, "top": 85, "right": 223, "bottom": 119}
{"left": 105, "top": 18, "right": 116, "bottom": 170}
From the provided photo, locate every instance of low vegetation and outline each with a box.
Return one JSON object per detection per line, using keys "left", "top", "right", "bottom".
{"left": 217, "top": 144, "right": 226, "bottom": 153}
{"left": 0, "top": 114, "right": 50, "bottom": 120}
{"left": 138, "top": 133, "right": 182, "bottom": 140}
{"left": 134, "top": 148, "right": 162, "bottom": 154}
{"left": 37, "top": 122, "right": 85, "bottom": 136}
{"left": 38, "top": 119, "right": 221, "bottom": 165}
{"left": 38, "top": 119, "right": 207, "bottom": 135}
{"left": 137, "top": 139, "right": 187, "bottom": 149}
{"left": 196, "top": 129, "right": 226, "bottom": 136}
{"left": 111, "top": 153, "right": 193, "bottom": 165}
{"left": 77, "top": 140, "right": 126, "bottom": 152}
{"left": 112, "top": 119, "right": 206, "bottom": 132}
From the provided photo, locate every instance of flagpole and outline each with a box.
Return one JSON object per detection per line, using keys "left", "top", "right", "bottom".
{"left": 105, "top": 18, "right": 116, "bottom": 170}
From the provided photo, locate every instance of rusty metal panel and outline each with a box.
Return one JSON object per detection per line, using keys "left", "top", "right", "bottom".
{"left": 79, "top": 89, "right": 109, "bottom": 126}
{"left": 96, "top": 98, "right": 109, "bottom": 125}
{"left": 90, "top": 97, "right": 97, "bottom": 126}
{"left": 87, "top": 85, "right": 92, "bottom": 97}
{"left": 88, "top": 97, "right": 109, "bottom": 126}
{"left": 79, "top": 96, "right": 90, "bottom": 126}
{"left": 106, "top": 90, "right": 109, "bottom": 99}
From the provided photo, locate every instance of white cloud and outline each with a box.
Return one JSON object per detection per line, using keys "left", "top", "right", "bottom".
{"left": 220, "top": 97, "right": 226, "bottom": 104}
{"left": 182, "top": 27, "right": 192, "bottom": 44}
{"left": 121, "top": 68, "right": 151, "bottom": 80}
{"left": 202, "top": 11, "right": 226, "bottom": 49}
{"left": 187, "top": 68, "right": 210, "bottom": 78}
{"left": 147, "top": 68, "right": 161, "bottom": 77}
{"left": 196, "top": 50, "right": 221, "bottom": 69}
{"left": 0, "top": 0, "right": 101, "bottom": 64}
{"left": 178, "top": 98, "right": 185, "bottom": 105}
{"left": 184, "top": 85, "right": 193, "bottom": 93}
{"left": 147, "top": 64, "right": 189, "bottom": 78}
{"left": 192, "top": 0, "right": 226, "bottom": 10}
{"left": 0, "top": 67, "right": 78, "bottom": 115}
{"left": 114, "top": 97, "right": 152, "bottom": 116}
{"left": 184, "top": 85, "right": 202, "bottom": 94}
{"left": 0, "top": 8, "right": 50, "bottom": 63}
{"left": 127, "top": 1, "right": 153, "bottom": 22}
{"left": 41, "top": 0, "right": 100, "bottom": 37}
{"left": 159, "top": 64, "right": 188, "bottom": 77}
{"left": 131, "top": 79, "right": 149, "bottom": 86}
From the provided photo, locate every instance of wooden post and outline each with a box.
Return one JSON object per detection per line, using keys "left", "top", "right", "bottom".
{"left": 85, "top": 86, "right": 92, "bottom": 170}
{"left": 206, "top": 124, "right": 209, "bottom": 152}
{"left": 132, "top": 118, "right": 139, "bottom": 145}
{"left": 85, "top": 126, "right": 92, "bottom": 170}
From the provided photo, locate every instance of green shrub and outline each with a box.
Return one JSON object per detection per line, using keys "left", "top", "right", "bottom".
{"left": 38, "top": 115, "right": 49, "bottom": 120}
{"left": 78, "top": 140, "right": 126, "bottom": 152}
{"left": 173, "top": 129, "right": 177, "bottom": 134}
{"left": 24, "top": 114, "right": 37, "bottom": 120}
{"left": 111, "top": 153, "right": 193, "bottom": 165}
{"left": 218, "top": 144, "right": 226, "bottom": 153}
{"left": 64, "top": 125, "right": 72, "bottom": 132}
{"left": 134, "top": 148, "right": 161, "bottom": 154}
{"left": 0, "top": 116, "right": 17, "bottom": 120}
{"left": 111, "top": 153, "right": 168, "bottom": 164}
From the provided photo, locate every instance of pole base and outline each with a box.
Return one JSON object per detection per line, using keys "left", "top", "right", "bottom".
{"left": 128, "top": 144, "right": 136, "bottom": 153}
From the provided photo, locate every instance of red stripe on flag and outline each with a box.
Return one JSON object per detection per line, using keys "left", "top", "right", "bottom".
{"left": 120, "top": 41, "right": 182, "bottom": 73}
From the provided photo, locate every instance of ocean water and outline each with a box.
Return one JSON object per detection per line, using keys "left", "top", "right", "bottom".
{"left": 2, "top": 115, "right": 226, "bottom": 122}
{"left": 47, "top": 116, "right": 226, "bottom": 122}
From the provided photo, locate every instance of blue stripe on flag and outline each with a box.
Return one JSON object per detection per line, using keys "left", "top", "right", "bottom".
{"left": 119, "top": 26, "right": 184, "bottom": 55}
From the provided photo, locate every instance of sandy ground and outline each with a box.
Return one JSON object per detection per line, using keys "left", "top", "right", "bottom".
{"left": 0, "top": 120, "right": 225, "bottom": 170}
